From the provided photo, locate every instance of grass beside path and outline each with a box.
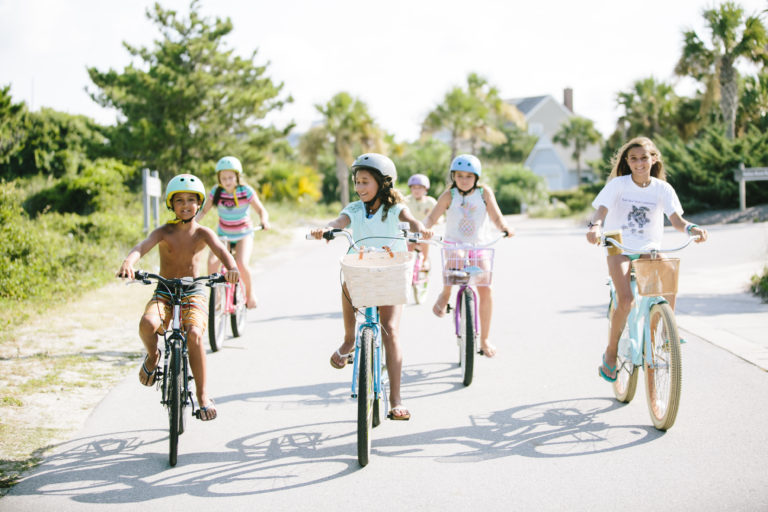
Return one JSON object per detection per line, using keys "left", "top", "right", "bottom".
{"left": 0, "top": 201, "right": 335, "bottom": 497}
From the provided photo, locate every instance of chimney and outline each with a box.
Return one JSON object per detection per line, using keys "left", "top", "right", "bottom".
{"left": 563, "top": 87, "right": 573, "bottom": 112}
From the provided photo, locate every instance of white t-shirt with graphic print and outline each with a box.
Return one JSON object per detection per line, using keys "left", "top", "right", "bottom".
{"left": 592, "top": 175, "right": 683, "bottom": 252}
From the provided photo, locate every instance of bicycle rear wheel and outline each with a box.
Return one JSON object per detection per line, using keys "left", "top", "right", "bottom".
{"left": 412, "top": 272, "right": 429, "bottom": 305}
{"left": 458, "top": 289, "right": 475, "bottom": 387}
{"left": 168, "top": 342, "right": 183, "bottom": 466}
{"left": 610, "top": 299, "right": 638, "bottom": 403}
{"left": 645, "top": 303, "right": 682, "bottom": 431}
{"left": 230, "top": 280, "right": 247, "bottom": 338}
{"left": 208, "top": 284, "right": 228, "bottom": 352}
{"left": 357, "top": 327, "right": 374, "bottom": 466}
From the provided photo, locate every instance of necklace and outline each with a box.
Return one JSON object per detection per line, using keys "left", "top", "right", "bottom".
{"left": 633, "top": 177, "right": 651, "bottom": 188}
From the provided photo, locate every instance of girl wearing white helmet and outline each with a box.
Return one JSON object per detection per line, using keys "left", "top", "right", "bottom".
{"left": 405, "top": 173, "right": 439, "bottom": 271}
{"left": 197, "top": 156, "right": 270, "bottom": 309}
{"left": 423, "top": 154, "right": 514, "bottom": 358}
{"left": 117, "top": 173, "right": 241, "bottom": 421}
{"left": 310, "top": 153, "right": 434, "bottom": 421}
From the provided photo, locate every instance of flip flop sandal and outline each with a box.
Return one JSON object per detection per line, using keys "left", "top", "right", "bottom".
{"left": 330, "top": 349, "right": 354, "bottom": 369}
{"left": 138, "top": 352, "right": 160, "bottom": 387}
{"left": 195, "top": 400, "right": 217, "bottom": 421}
{"left": 387, "top": 405, "right": 411, "bottom": 421}
{"left": 598, "top": 354, "right": 617, "bottom": 383}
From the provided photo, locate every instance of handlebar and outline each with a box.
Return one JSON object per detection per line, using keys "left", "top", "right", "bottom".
{"left": 129, "top": 271, "right": 226, "bottom": 287}
{"left": 305, "top": 228, "right": 443, "bottom": 251}
{"left": 602, "top": 234, "right": 700, "bottom": 257}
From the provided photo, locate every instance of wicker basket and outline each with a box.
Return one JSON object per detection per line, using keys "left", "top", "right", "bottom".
{"left": 632, "top": 258, "right": 680, "bottom": 296}
{"left": 440, "top": 246, "right": 495, "bottom": 286}
{"left": 341, "top": 251, "right": 414, "bottom": 307}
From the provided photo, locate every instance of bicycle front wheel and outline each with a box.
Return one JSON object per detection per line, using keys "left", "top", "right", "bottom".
{"left": 168, "top": 343, "right": 183, "bottom": 466}
{"left": 645, "top": 303, "right": 682, "bottom": 431}
{"left": 357, "top": 327, "right": 374, "bottom": 467}
{"left": 458, "top": 289, "right": 476, "bottom": 387}
{"left": 609, "top": 299, "right": 638, "bottom": 403}
{"left": 208, "top": 284, "right": 227, "bottom": 352}
{"left": 230, "top": 280, "right": 247, "bottom": 338}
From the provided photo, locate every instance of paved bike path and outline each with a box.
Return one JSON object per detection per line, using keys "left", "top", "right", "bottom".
{"left": 2, "top": 217, "right": 767, "bottom": 511}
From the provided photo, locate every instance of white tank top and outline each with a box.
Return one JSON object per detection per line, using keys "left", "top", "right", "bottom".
{"left": 444, "top": 187, "right": 488, "bottom": 243}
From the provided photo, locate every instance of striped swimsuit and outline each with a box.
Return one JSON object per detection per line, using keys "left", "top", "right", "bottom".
{"left": 210, "top": 184, "right": 256, "bottom": 242}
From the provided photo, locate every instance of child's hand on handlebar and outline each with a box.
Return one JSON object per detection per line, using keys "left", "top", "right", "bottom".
{"left": 309, "top": 227, "right": 329, "bottom": 240}
{"left": 116, "top": 261, "right": 135, "bottom": 280}
{"left": 225, "top": 268, "right": 240, "bottom": 284}
{"left": 502, "top": 226, "right": 514, "bottom": 238}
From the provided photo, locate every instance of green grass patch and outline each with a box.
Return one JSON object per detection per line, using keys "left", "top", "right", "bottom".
{"left": 0, "top": 396, "right": 22, "bottom": 407}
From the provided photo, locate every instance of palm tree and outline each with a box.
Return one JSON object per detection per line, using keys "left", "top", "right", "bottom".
{"left": 421, "top": 73, "right": 525, "bottom": 161}
{"left": 616, "top": 77, "right": 679, "bottom": 139}
{"left": 553, "top": 117, "right": 602, "bottom": 185}
{"left": 313, "top": 92, "right": 384, "bottom": 205}
{"left": 675, "top": 1, "right": 768, "bottom": 139}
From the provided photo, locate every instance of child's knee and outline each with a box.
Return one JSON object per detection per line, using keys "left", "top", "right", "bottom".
{"left": 186, "top": 326, "right": 204, "bottom": 345}
{"left": 139, "top": 314, "right": 161, "bottom": 334}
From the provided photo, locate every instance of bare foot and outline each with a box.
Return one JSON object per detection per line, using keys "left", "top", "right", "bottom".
{"left": 432, "top": 293, "right": 449, "bottom": 317}
{"left": 480, "top": 341, "right": 497, "bottom": 358}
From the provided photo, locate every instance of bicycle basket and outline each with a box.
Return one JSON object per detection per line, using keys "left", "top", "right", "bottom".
{"left": 440, "top": 246, "right": 495, "bottom": 286}
{"left": 341, "top": 251, "right": 414, "bottom": 307}
{"left": 632, "top": 258, "right": 680, "bottom": 296}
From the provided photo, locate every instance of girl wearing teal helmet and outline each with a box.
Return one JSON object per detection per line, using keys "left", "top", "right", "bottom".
{"left": 197, "top": 156, "right": 270, "bottom": 309}
{"left": 423, "top": 155, "right": 514, "bottom": 358}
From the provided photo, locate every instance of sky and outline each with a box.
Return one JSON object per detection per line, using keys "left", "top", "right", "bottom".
{"left": 1, "top": 0, "right": 767, "bottom": 142}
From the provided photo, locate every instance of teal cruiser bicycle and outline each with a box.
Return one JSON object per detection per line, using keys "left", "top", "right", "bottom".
{"left": 307, "top": 228, "right": 424, "bottom": 466}
{"left": 602, "top": 231, "right": 699, "bottom": 431}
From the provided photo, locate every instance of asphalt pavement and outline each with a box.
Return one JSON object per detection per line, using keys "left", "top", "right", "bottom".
{"left": 1, "top": 214, "right": 766, "bottom": 511}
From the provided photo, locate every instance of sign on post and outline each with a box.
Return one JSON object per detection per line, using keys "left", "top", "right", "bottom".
{"left": 734, "top": 163, "right": 768, "bottom": 211}
{"left": 142, "top": 168, "right": 162, "bottom": 233}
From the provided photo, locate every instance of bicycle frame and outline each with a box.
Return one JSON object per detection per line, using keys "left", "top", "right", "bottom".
{"left": 609, "top": 279, "right": 668, "bottom": 369}
{"left": 350, "top": 307, "right": 383, "bottom": 401}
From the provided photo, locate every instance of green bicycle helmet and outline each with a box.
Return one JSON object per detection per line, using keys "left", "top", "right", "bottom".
{"left": 165, "top": 173, "right": 206, "bottom": 210}
{"left": 215, "top": 156, "right": 243, "bottom": 174}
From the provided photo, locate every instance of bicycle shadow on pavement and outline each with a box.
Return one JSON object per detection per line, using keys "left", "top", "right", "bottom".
{"left": 3, "top": 423, "right": 361, "bottom": 504}
{"left": 370, "top": 396, "right": 663, "bottom": 462}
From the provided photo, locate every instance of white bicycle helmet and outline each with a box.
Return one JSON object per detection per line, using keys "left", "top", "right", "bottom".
{"left": 351, "top": 153, "right": 397, "bottom": 184}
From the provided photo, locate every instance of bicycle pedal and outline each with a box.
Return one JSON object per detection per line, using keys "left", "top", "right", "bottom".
{"left": 446, "top": 304, "right": 452, "bottom": 313}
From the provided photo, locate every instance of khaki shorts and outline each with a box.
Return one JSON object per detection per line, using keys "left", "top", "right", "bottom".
{"left": 144, "top": 291, "right": 208, "bottom": 335}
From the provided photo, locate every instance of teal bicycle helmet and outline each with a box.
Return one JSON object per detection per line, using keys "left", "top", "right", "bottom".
{"left": 165, "top": 174, "right": 206, "bottom": 210}
{"left": 215, "top": 156, "right": 243, "bottom": 174}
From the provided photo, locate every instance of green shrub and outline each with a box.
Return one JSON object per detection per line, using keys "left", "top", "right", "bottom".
{"left": 258, "top": 161, "right": 322, "bottom": 203}
{"left": 548, "top": 182, "right": 604, "bottom": 215}
{"left": 751, "top": 267, "right": 768, "bottom": 302}
{"left": 483, "top": 163, "right": 548, "bottom": 214}
{"left": 24, "top": 159, "right": 133, "bottom": 216}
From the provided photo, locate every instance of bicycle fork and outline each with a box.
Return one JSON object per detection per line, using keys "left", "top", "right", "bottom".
{"left": 453, "top": 286, "right": 479, "bottom": 338}
{"left": 351, "top": 308, "right": 383, "bottom": 401}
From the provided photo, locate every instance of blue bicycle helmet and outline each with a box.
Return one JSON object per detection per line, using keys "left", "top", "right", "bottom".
{"left": 450, "top": 154, "right": 482, "bottom": 177}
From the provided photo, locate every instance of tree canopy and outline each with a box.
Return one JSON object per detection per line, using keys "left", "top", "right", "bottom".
{"left": 87, "top": 0, "right": 291, "bottom": 181}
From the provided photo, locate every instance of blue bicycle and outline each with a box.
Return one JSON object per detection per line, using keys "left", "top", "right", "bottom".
{"left": 307, "top": 228, "right": 417, "bottom": 466}
{"left": 602, "top": 231, "right": 698, "bottom": 431}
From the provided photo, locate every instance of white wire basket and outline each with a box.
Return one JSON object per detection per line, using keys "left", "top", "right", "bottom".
{"left": 341, "top": 251, "right": 414, "bottom": 307}
{"left": 440, "top": 245, "right": 495, "bottom": 286}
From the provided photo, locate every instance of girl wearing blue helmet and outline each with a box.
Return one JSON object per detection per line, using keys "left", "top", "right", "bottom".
{"left": 423, "top": 154, "right": 513, "bottom": 358}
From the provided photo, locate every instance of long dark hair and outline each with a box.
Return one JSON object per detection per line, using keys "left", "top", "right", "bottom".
{"left": 354, "top": 167, "right": 404, "bottom": 221}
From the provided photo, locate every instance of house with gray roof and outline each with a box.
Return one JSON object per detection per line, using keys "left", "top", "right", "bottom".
{"left": 508, "top": 89, "right": 602, "bottom": 191}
